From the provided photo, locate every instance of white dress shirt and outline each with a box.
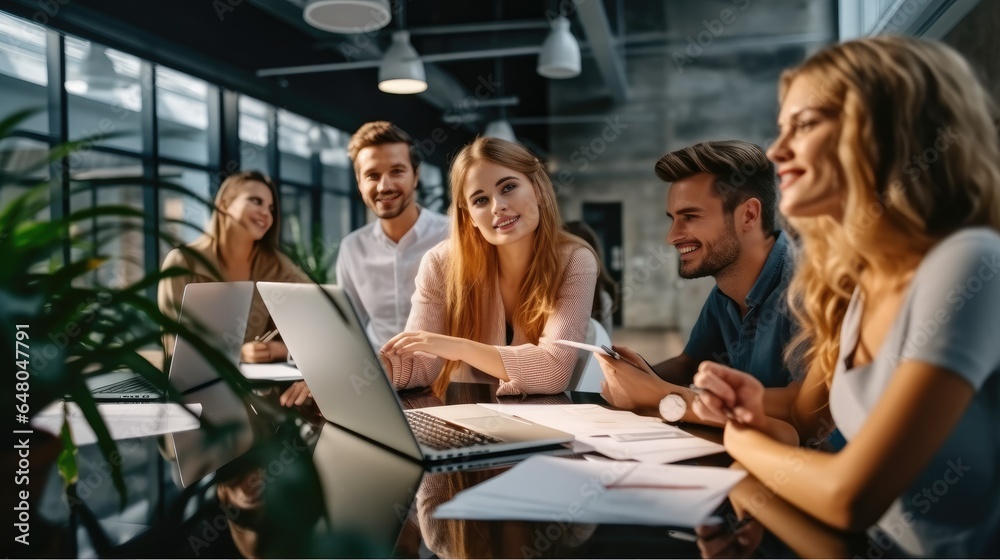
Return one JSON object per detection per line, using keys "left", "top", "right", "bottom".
{"left": 335, "top": 207, "right": 450, "bottom": 348}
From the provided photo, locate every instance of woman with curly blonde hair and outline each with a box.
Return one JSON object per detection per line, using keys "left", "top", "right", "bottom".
{"left": 693, "top": 36, "right": 1000, "bottom": 557}
{"left": 381, "top": 137, "right": 598, "bottom": 396}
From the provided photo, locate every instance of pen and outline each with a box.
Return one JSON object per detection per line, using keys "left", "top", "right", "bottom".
{"left": 688, "top": 384, "right": 738, "bottom": 421}
{"left": 666, "top": 529, "right": 698, "bottom": 542}
{"left": 600, "top": 344, "right": 621, "bottom": 360}
{"left": 256, "top": 329, "right": 278, "bottom": 343}
{"left": 606, "top": 483, "right": 706, "bottom": 490}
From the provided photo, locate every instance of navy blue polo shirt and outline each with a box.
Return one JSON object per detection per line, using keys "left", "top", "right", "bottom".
{"left": 683, "top": 231, "right": 797, "bottom": 387}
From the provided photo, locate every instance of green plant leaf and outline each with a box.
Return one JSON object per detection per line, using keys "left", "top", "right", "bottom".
{"left": 57, "top": 412, "right": 79, "bottom": 487}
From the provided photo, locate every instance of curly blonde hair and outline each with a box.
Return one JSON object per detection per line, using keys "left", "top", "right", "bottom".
{"left": 781, "top": 36, "right": 1000, "bottom": 388}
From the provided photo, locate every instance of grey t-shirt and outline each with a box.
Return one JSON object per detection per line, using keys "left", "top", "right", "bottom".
{"left": 830, "top": 228, "right": 1000, "bottom": 557}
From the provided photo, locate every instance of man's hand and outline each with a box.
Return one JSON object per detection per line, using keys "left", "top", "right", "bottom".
{"left": 598, "top": 345, "right": 671, "bottom": 413}
{"left": 280, "top": 381, "right": 312, "bottom": 407}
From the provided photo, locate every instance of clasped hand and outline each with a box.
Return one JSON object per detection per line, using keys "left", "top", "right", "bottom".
{"left": 691, "top": 362, "right": 766, "bottom": 428}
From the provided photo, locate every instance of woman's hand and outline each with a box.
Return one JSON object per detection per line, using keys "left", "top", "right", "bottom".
{"left": 241, "top": 341, "right": 288, "bottom": 363}
{"left": 691, "top": 362, "right": 766, "bottom": 429}
{"left": 381, "top": 331, "right": 463, "bottom": 361}
{"left": 695, "top": 516, "right": 763, "bottom": 558}
{"left": 280, "top": 381, "right": 312, "bottom": 407}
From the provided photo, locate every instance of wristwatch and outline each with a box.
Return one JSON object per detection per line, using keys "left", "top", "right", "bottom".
{"left": 658, "top": 393, "right": 687, "bottom": 422}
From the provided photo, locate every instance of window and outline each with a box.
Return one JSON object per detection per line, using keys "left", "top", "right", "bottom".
{"left": 69, "top": 151, "right": 145, "bottom": 288}
{"left": 157, "top": 66, "right": 211, "bottom": 165}
{"left": 238, "top": 96, "right": 270, "bottom": 174}
{"left": 278, "top": 109, "right": 312, "bottom": 183}
{"left": 65, "top": 37, "right": 143, "bottom": 152}
{"left": 0, "top": 12, "right": 48, "bottom": 133}
{"left": 0, "top": 137, "right": 50, "bottom": 219}
{"left": 159, "top": 166, "right": 212, "bottom": 261}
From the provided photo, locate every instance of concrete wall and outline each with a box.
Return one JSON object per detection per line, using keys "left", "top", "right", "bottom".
{"left": 549, "top": 0, "right": 835, "bottom": 337}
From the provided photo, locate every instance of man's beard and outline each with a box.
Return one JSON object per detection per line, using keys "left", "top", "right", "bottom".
{"left": 677, "top": 218, "right": 741, "bottom": 279}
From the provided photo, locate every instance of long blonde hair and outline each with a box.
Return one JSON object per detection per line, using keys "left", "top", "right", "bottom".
{"left": 781, "top": 36, "right": 1000, "bottom": 387}
{"left": 434, "top": 137, "right": 580, "bottom": 394}
{"left": 206, "top": 170, "right": 282, "bottom": 265}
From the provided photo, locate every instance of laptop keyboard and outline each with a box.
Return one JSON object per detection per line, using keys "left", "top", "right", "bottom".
{"left": 93, "top": 376, "right": 159, "bottom": 395}
{"left": 405, "top": 410, "right": 502, "bottom": 451}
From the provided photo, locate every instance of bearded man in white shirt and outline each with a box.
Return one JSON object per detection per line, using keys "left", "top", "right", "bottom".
{"left": 337, "top": 121, "right": 450, "bottom": 348}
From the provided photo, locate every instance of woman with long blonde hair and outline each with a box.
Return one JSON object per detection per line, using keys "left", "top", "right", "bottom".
{"left": 381, "top": 137, "right": 597, "bottom": 396}
{"left": 692, "top": 36, "right": 1000, "bottom": 557}
{"left": 159, "top": 171, "right": 308, "bottom": 363}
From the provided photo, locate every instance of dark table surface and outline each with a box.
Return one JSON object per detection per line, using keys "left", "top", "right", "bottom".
{"left": 26, "top": 381, "right": 888, "bottom": 558}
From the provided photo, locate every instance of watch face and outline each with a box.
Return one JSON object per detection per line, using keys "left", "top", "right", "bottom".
{"left": 659, "top": 393, "right": 687, "bottom": 422}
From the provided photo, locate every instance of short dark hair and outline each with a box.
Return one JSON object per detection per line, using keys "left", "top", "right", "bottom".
{"left": 347, "top": 120, "right": 421, "bottom": 173}
{"left": 654, "top": 140, "right": 778, "bottom": 236}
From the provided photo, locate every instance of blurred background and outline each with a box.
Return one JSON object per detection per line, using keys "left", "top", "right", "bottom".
{"left": 1, "top": 0, "right": 995, "bottom": 362}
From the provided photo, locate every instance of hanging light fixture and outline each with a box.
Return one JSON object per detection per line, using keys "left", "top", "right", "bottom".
{"left": 303, "top": 0, "right": 391, "bottom": 34}
{"left": 537, "top": 15, "right": 581, "bottom": 79}
{"left": 81, "top": 45, "right": 125, "bottom": 92}
{"left": 378, "top": 30, "right": 427, "bottom": 94}
{"left": 484, "top": 49, "right": 516, "bottom": 142}
{"left": 307, "top": 125, "right": 334, "bottom": 153}
{"left": 484, "top": 118, "right": 517, "bottom": 142}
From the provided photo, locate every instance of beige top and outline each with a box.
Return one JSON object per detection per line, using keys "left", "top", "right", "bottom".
{"left": 157, "top": 235, "right": 309, "bottom": 354}
{"left": 386, "top": 240, "right": 598, "bottom": 396}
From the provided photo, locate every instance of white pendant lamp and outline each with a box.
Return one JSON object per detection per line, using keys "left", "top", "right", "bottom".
{"left": 303, "top": 0, "right": 391, "bottom": 34}
{"left": 378, "top": 30, "right": 427, "bottom": 94}
{"left": 484, "top": 119, "right": 517, "bottom": 143}
{"left": 537, "top": 15, "right": 581, "bottom": 79}
{"left": 81, "top": 46, "right": 124, "bottom": 91}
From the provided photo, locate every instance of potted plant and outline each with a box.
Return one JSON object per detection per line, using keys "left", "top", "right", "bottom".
{"left": 1, "top": 109, "right": 328, "bottom": 557}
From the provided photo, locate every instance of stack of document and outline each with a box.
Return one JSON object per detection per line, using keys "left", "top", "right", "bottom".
{"left": 478, "top": 403, "right": 724, "bottom": 463}
{"left": 433, "top": 455, "right": 745, "bottom": 526}
{"left": 33, "top": 401, "right": 202, "bottom": 445}
{"left": 239, "top": 361, "right": 303, "bottom": 381}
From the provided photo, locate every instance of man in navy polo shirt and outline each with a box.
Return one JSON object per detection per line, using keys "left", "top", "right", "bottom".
{"left": 600, "top": 140, "right": 800, "bottom": 420}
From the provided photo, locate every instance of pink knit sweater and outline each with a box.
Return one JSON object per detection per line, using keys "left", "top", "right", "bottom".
{"left": 387, "top": 240, "right": 598, "bottom": 396}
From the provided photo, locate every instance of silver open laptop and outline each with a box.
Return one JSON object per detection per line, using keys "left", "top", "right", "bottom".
{"left": 256, "top": 282, "right": 573, "bottom": 463}
{"left": 163, "top": 282, "right": 256, "bottom": 487}
{"left": 86, "top": 281, "right": 253, "bottom": 401}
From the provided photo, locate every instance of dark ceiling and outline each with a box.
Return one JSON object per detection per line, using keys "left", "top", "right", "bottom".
{"left": 6, "top": 0, "right": 649, "bottom": 166}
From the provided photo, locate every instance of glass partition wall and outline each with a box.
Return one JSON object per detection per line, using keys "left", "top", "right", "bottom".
{"left": 0, "top": 9, "right": 358, "bottom": 295}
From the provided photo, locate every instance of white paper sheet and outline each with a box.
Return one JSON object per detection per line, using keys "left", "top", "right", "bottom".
{"left": 32, "top": 401, "right": 203, "bottom": 445}
{"left": 477, "top": 403, "right": 725, "bottom": 463}
{"left": 239, "top": 362, "right": 303, "bottom": 381}
{"left": 433, "top": 455, "right": 745, "bottom": 526}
